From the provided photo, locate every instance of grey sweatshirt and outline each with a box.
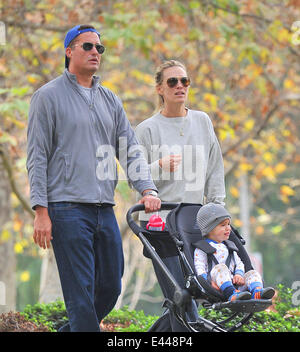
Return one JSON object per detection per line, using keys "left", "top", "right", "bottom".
{"left": 26, "top": 69, "right": 156, "bottom": 209}
{"left": 135, "top": 110, "right": 226, "bottom": 221}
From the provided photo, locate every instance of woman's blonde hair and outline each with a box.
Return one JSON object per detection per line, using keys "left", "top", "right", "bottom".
{"left": 155, "top": 60, "right": 187, "bottom": 108}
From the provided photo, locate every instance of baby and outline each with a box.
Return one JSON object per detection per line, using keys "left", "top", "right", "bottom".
{"left": 194, "top": 203, "right": 275, "bottom": 302}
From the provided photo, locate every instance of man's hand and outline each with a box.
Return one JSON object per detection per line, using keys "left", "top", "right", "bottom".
{"left": 139, "top": 190, "right": 161, "bottom": 213}
{"left": 33, "top": 206, "right": 53, "bottom": 249}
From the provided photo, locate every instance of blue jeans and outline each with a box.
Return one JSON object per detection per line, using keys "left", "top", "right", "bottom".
{"left": 49, "top": 202, "right": 124, "bottom": 332}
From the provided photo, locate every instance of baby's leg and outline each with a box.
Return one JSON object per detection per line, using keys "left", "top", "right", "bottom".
{"left": 210, "top": 263, "right": 232, "bottom": 289}
{"left": 211, "top": 264, "right": 251, "bottom": 301}
{"left": 244, "top": 270, "right": 275, "bottom": 299}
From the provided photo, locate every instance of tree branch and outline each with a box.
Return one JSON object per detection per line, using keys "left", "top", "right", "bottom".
{"left": 0, "top": 147, "right": 34, "bottom": 218}
{"left": 1, "top": 19, "right": 71, "bottom": 33}
{"left": 222, "top": 103, "right": 280, "bottom": 158}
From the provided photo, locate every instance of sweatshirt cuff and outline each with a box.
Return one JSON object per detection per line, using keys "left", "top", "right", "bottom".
{"left": 31, "top": 198, "right": 48, "bottom": 210}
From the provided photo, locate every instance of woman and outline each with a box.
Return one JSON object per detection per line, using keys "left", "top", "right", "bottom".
{"left": 135, "top": 60, "right": 226, "bottom": 331}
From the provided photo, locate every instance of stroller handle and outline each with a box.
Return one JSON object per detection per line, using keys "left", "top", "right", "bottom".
{"left": 126, "top": 202, "right": 178, "bottom": 235}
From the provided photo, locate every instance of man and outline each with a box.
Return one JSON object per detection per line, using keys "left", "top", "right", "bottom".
{"left": 26, "top": 24, "right": 160, "bottom": 332}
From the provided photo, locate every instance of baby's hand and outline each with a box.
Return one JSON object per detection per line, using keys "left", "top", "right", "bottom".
{"left": 233, "top": 274, "right": 245, "bottom": 286}
{"left": 211, "top": 280, "right": 220, "bottom": 291}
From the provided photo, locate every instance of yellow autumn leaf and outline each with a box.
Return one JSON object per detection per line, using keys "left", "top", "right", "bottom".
{"left": 230, "top": 186, "right": 239, "bottom": 198}
{"left": 20, "top": 271, "right": 30, "bottom": 282}
{"left": 257, "top": 207, "right": 266, "bottom": 215}
{"left": 263, "top": 152, "right": 273, "bottom": 163}
{"left": 249, "top": 139, "right": 264, "bottom": 150}
{"left": 278, "top": 28, "right": 290, "bottom": 43}
{"left": 203, "top": 93, "right": 219, "bottom": 110}
{"left": 246, "top": 64, "right": 263, "bottom": 78}
{"left": 260, "top": 48, "right": 270, "bottom": 62}
{"left": 282, "top": 130, "right": 291, "bottom": 137}
{"left": 27, "top": 75, "right": 38, "bottom": 84}
{"left": 41, "top": 39, "right": 51, "bottom": 51}
{"left": 213, "top": 45, "right": 225, "bottom": 54}
{"left": 281, "top": 195, "right": 289, "bottom": 204}
{"left": 45, "top": 13, "right": 55, "bottom": 23}
{"left": 275, "top": 163, "right": 287, "bottom": 174}
{"left": 280, "top": 185, "right": 295, "bottom": 196}
{"left": 240, "top": 163, "right": 253, "bottom": 172}
{"left": 14, "top": 242, "right": 23, "bottom": 254}
{"left": 261, "top": 167, "right": 276, "bottom": 182}
{"left": 284, "top": 79, "right": 296, "bottom": 90}
{"left": 200, "top": 63, "right": 210, "bottom": 74}
{"left": 233, "top": 219, "right": 242, "bottom": 228}
{"left": 219, "top": 129, "right": 228, "bottom": 141}
{"left": 271, "top": 225, "right": 283, "bottom": 235}
{"left": 244, "top": 119, "right": 255, "bottom": 131}
{"left": 1, "top": 229, "right": 11, "bottom": 242}
{"left": 188, "top": 87, "right": 197, "bottom": 103}
{"left": 102, "top": 80, "right": 117, "bottom": 91}
{"left": 203, "top": 79, "right": 212, "bottom": 89}
{"left": 13, "top": 219, "right": 22, "bottom": 232}
{"left": 130, "top": 69, "right": 153, "bottom": 84}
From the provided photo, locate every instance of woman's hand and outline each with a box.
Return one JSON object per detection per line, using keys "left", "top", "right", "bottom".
{"left": 159, "top": 154, "right": 182, "bottom": 172}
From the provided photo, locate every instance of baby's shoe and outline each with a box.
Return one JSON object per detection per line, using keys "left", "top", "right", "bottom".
{"left": 252, "top": 287, "right": 275, "bottom": 300}
{"left": 229, "top": 290, "right": 251, "bottom": 302}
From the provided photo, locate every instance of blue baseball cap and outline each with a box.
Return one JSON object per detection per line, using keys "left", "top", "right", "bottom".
{"left": 64, "top": 25, "right": 101, "bottom": 68}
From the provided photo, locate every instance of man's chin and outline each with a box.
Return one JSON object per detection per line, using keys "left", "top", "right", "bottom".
{"left": 85, "top": 64, "right": 100, "bottom": 74}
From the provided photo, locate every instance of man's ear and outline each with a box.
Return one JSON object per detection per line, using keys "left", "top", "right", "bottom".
{"left": 65, "top": 47, "right": 72, "bottom": 60}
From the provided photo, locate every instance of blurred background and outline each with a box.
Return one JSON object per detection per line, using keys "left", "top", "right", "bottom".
{"left": 0, "top": 0, "right": 300, "bottom": 316}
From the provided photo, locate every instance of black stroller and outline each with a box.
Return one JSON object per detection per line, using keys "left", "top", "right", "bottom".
{"left": 126, "top": 202, "right": 273, "bottom": 332}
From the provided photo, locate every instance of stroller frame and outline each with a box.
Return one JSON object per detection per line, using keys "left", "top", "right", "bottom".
{"left": 126, "top": 202, "right": 272, "bottom": 332}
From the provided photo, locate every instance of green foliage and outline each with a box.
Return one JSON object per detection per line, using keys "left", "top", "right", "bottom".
{"left": 21, "top": 300, "right": 68, "bottom": 332}
{"left": 21, "top": 301, "right": 158, "bottom": 332}
{"left": 199, "top": 284, "right": 300, "bottom": 332}
{"left": 103, "top": 305, "right": 159, "bottom": 332}
{"left": 19, "top": 285, "right": 300, "bottom": 332}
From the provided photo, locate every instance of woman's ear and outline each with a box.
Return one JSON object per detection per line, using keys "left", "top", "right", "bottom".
{"left": 156, "top": 84, "right": 163, "bottom": 96}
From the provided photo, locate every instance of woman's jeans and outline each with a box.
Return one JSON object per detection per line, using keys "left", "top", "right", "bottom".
{"left": 49, "top": 202, "right": 124, "bottom": 332}
{"left": 140, "top": 221, "right": 199, "bottom": 332}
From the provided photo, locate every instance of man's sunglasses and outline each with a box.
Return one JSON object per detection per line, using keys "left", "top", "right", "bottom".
{"left": 76, "top": 42, "right": 105, "bottom": 54}
{"left": 166, "top": 77, "right": 191, "bottom": 88}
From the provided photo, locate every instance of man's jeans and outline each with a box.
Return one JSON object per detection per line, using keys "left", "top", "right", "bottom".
{"left": 48, "top": 202, "right": 124, "bottom": 332}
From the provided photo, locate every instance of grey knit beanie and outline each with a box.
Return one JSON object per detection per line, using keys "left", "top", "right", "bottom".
{"left": 196, "top": 203, "right": 231, "bottom": 237}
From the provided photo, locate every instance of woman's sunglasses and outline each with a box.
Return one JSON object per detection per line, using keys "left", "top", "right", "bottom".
{"left": 166, "top": 77, "right": 191, "bottom": 88}
{"left": 76, "top": 42, "right": 105, "bottom": 54}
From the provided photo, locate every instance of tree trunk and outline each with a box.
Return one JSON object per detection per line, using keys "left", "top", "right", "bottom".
{"left": 239, "top": 172, "right": 251, "bottom": 253}
{"left": 0, "top": 160, "right": 16, "bottom": 313}
{"left": 39, "top": 248, "right": 63, "bottom": 303}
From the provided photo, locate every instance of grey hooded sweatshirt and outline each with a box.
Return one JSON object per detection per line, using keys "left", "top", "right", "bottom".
{"left": 26, "top": 69, "right": 156, "bottom": 209}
